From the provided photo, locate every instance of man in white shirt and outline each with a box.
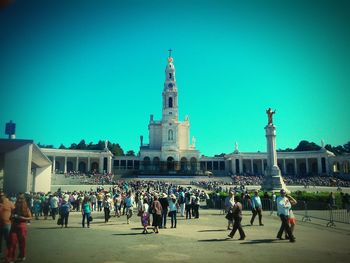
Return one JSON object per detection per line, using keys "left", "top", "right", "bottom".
{"left": 276, "top": 189, "right": 295, "bottom": 242}
{"left": 50, "top": 194, "right": 59, "bottom": 220}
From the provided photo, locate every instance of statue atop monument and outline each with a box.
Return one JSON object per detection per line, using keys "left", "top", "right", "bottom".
{"left": 266, "top": 108, "right": 276, "bottom": 125}
{"left": 234, "top": 142, "right": 239, "bottom": 153}
{"left": 104, "top": 140, "right": 108, "bottom": 150}
{"left": 192, "top": 136, "right": 196, "bottom": 147}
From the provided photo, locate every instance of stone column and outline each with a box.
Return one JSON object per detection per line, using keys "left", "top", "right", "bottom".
{"left": 107, "top": 156, "right": 112, "bottom": 174}
{"left": 239, "top": 158, "right": 243, "bottom": 174}
{"left": 283, "top": 159, "right": 286, "bottom": 175}
{"left": 76, "top": 157, "right": 79, "bottom": 171}
{"left": 64, "top": 156, "right": 67, "bottom": 174}
{"left": 99, "top": 156, "right": 104, "bottom": 174}
{"left": 261, "top": 159, "right": 264, "bottom": 175}
{"left": 294, "top": 159, "right": 297, "bottom": 176}
{"left": 232, "top": 159, "right": 236, "bottom": 175}
{"left": 305, "top": 158, "right": 309, "bottom": 174}
{"left": 87, "top": 157, "right": 91, "bottom": 173}
{"left": 251, "top": 159, "right": 254, "bottom": 174}
{"left": 261, "top": 124, "right": 288, "bottom": 192}
{"left": 317, "top": 157, "right": 322, "bottom": 175}
{"left": 52, "top": 156, "right": 56, "bottom": 174}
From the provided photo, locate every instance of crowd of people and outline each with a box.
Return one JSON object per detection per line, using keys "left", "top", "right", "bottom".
{"left": 1, "top": 174, "right": 349, "bottom": 262}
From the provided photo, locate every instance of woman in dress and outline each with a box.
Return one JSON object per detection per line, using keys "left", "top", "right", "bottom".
{"left": 6, "top": 193, "right": 32, "bottom": 262}
{"left": 151, "top": 195, "right": 162, "bottom": 234}
{"left": 141, "top": 198, "right": 150, "bottom": 234}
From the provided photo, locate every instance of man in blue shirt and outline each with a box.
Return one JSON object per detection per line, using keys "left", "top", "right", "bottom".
{"left": 250, "top": 190, "right": 264, "bottom": 226}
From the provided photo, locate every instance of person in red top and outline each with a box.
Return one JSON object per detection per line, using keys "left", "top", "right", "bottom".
{"left": 0, "top": 191, "right": 15, "bottom": 258}
{"left": 6, "top": 193, "right": 32, "bottom": 263}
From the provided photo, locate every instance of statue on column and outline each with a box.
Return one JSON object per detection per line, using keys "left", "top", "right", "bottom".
{"left": 234, "top": 142, "right": 239, "bottom": 153}
{"left": 321, "top": 139, "right": 325, "bottom": 148}
{"left": 140, "top": 135, "right": 144, "bottom": 146}
{"left": 192, "top": 136, "right": 196, "bottom": 147}
{"left": 266, "top": 108, "right": 276, "bottom": 125}
{"left": 104, "top": 140, "right": 108, "bottom": 150}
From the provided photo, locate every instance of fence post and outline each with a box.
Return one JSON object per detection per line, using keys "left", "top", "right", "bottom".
{"left": 301, "top": 201, "right": 311, "bottom": 222}
{"left": 326, "top": 204, "right": 336, "bottom": 227}
{"left": 269, "top": 199, "right": 274, "bottom": 215}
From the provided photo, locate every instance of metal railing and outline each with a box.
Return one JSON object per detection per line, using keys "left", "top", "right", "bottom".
{"left": 207, "top": 198, "right": 350, "bottom": 226}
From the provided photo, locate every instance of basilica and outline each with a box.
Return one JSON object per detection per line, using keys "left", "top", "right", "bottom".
{"left": 1, "top": 52, "right": 349, "bottom": 193}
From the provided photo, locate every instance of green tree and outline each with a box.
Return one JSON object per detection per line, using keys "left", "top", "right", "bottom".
{"left": 126, "top": 150, "right": 135, "bottom": 156}
{"left": 70, "top": 143, "right": 77, "bottom": 149}
{"left": 59, "top": 144, "right": 66, "bottom": 149}
{"left": 294, "top": 140, "right": 321, "bottom": 151}
{"left": 76, "top": 139, "right": 87, "bottom": 150}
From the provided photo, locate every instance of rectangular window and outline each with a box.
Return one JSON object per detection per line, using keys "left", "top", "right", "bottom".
{"left": 219, "top": 161, "right": 225, "bottom": 170}
{"left": 134, "top": 160, "right": 140, "bottom": 170}
{"left": 113, "top": 160, "right": 119, "bottom": 167}
{"left": 127, "top": 160, "right": 133, "bottom": 169}
{"left": 121, "top": 160, "right": 126, "bottom": 169}
{"left": 207, "top": 161, "right": 212, "bottom": 170}
{"left": 213, "top": 161, "right": 219, "bottom": 170}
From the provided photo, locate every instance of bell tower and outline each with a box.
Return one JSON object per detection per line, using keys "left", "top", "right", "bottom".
{"left": 162, "top": 49, "right": 178, "bottom": 122}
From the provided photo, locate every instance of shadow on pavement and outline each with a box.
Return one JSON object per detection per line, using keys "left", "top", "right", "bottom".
{"left": 198, "top": 238, "right": 232, "bottom": 242}
{"left": 240, "top": 239, "right": 284, "bottom": 244}
{"left": 198, "top": 229, "right": 227, "bottom": 232}
{"left": 112, "top": 232, "right": 150, "bottom": 236}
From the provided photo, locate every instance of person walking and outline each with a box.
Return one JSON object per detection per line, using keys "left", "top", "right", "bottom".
{"left": 59, "top": 195, "right": 71, "bottom": 228}
{"left": 185, "top": 192, "right": 192, "bottom": 220}
{"left": 159, "top": 193, "right": 169, "bottom": 228}
{"left": 169, "top": 194, "right": 178, "bottom": 228}
{"left": 6, "top": 193, "right": 32, "bottom": 263}
{"left": 103, "top": 194, "right": 112, "bottom": 223}
{"left": 81, "top": 196, "right": 92, "bottom": 228}
{"left": 276, "top": 189, "right": 295, "bottom": 242}
{"left": 178, "top": 188, "right": 185, "bottom": 217}
{"left": 0, "top": 191, "right": 15, "bottom": 259}
{"left": 141, "top": 198, "right": 150, "bottom": 234}
{"left": 124, "top": 191, "right": 134, "bottom": 224}
{"left": 225, "top": 191, "right": 235, "bottom": 230}
{"left": 228, "top": 195, "right": 245, "bottom": 240}
{"left": 285, "top": 194, "right": 297, "bottom": 239}
{"left": 151, "top": 195, "right": 162, "bottom": 234}
{"left": 250, "top": 190, "right": 264, "bottom": 226}
{"left": 49, "top": 194, "right": 59, "bottom": 220}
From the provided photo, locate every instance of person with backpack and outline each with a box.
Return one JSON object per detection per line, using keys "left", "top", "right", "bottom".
{"left": 59, "top": 195, "right": 71, "bottom": 228}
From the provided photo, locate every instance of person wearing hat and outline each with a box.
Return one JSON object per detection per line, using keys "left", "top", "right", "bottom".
{"left": 276, "top": 189, "right": 295, "bottom": 242}
{"left": 159, "top": 193, "right": 169, "bottom": 229}
{"left": 103, "top": 193, "right": 113, "bottom": 223}
{"left": 168, "top": 194, "right": 179, "bottom": 228}
{"left": 250, "top": 190, "right": 264, "bottom": 226}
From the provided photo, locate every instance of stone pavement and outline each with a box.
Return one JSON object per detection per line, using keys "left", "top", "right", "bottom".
{"left": 10, "top": 208, "right": 350, "bottom": 263}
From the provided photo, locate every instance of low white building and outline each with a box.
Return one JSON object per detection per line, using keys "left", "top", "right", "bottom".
{"left": 0, "top": 139, "right": 52, "bottom": 194}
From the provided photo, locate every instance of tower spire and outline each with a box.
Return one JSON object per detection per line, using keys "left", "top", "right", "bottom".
{"left": 168, "top": 48, "right": 172, "bottom": 58}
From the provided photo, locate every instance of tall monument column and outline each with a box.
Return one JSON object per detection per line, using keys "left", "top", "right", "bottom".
{"left": 261, "top": 108, "right": 288, "bottom": 192}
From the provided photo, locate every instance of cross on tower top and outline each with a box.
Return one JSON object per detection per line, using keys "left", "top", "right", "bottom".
{"left": 168, "top": 49, "right": 172, "bottom": 57}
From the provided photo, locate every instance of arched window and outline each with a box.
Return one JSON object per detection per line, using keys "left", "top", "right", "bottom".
{"left": 168, "top": 97, "right": 173, "bottom": 108}
{"left": 168, "top": 129, "right": 173, "bottom": 141}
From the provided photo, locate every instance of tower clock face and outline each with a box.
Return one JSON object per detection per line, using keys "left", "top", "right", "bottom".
{"left": 168, "top": 83, "right": 173, "bottom": 89}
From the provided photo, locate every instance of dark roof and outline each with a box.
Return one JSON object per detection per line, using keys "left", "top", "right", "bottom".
{"left": 0, "top": 139, "right": 34, "bottom": 154}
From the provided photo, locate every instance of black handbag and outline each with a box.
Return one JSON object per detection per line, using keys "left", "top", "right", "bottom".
{"left": 88, "top": 215, "right": 93, "bottom": 222}
{"left": 225, "top": 212, "right": 234, "bottom": 221}
{"left": 57, "top": 217, "right": 63, "bottom": 225}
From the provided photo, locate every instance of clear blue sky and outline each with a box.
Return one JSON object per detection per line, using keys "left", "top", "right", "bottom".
{"left": 1, "top": 0, "right": 349, "bottom": 156}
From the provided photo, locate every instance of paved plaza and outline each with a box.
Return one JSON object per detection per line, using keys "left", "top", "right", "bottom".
{"left": 14, "top": 206, "right": 350, "bottom": 263}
